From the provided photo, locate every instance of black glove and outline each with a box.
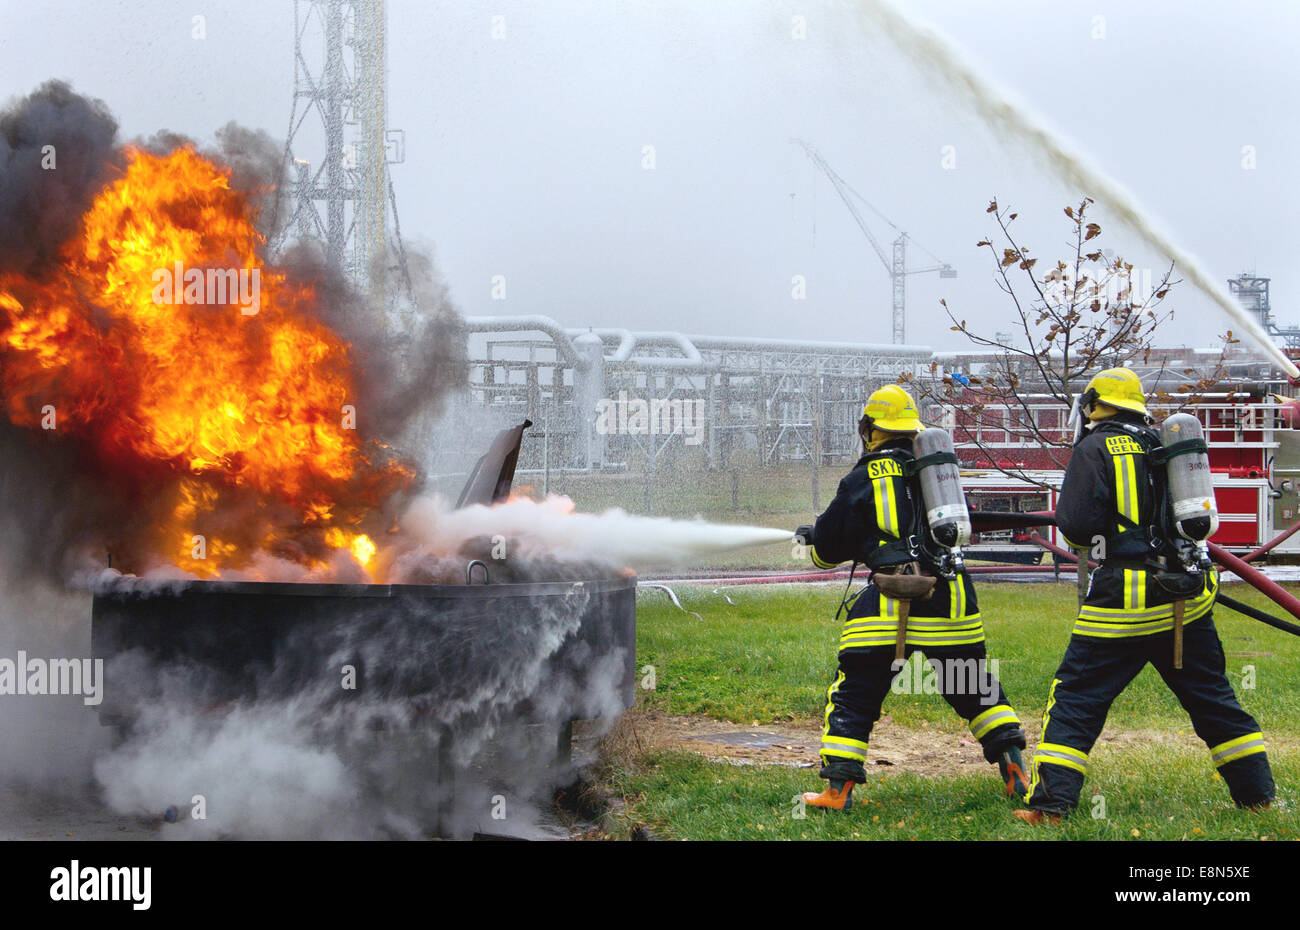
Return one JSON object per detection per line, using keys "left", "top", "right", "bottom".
{"left": 794, "top": 524, "right": 814, "bottom": 546}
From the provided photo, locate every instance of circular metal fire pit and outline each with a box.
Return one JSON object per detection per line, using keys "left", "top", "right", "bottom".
{"left": 91, "top": 575, "right": 637, "bottom": 732}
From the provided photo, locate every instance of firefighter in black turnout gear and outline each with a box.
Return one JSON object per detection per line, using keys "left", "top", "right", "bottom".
{"left": 798, "top": 385, "right": 1028, "bottom": 811}
{"left": 1016, "top": 367, "right": 1276, "bottom": 824}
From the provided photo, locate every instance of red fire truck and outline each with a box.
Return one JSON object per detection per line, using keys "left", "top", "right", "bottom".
{"left": 927, "top": 389, "right": 1300, "bottom": 564}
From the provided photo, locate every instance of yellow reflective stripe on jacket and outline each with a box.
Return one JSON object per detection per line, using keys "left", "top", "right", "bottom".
{"left": 1073, "top": 576, "right": 1217, "bottom": 638}
{"left": 1122, "top": 568, "right": 1146, "bottom": 611}
{"left": 839, "top": 631, "right": 985, "bottom": 648}
{"left": 840, "top": 579, "right": 984, "bottom": 649}
{"left": 1209, "top": 732, "right": 1266, "bottom": 767}
{"left": 1072, "top": 600, "right": 1214, "bottom": 638}
{"left": 1032, "top": 741, "right": 1089, "bottom": 775}
{"left": 970, "top": 704, "right": 1020, "bottom": 740}
{"left": 810, "top": 546, "right": 838, "bottom": 570}
{"left": 949, "top": 577, "right": 966, "bottom": 618}
{"left": 843, "top": 617, "right": 982, "bottom": 630}
{"left": 1113, "top": 451, "right": 1140, "bottom": 528}
{"left": 839, "top": 615, "right": 984, "bottom": 649}
{"left": 873, "top": 475, "right": 899, "bottom": 536}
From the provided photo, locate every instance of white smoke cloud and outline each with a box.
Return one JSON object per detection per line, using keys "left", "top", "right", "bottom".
{"left": 90, "top": 582, "right": 630, "bottom": 839}
{"left": 0, "top": 569, "right": 105, "bottom": 794}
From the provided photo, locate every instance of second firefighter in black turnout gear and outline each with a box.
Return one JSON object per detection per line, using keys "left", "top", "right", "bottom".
{"left": 1019, "top": 368, "right": 1275, "bottom": 820}
{"left": 800, "top": 385, "right": 1028, "bottom": 811}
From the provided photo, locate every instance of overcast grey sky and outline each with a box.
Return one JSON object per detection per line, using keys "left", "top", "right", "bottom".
{"left": 2, "top": 0, "right": 1296, "bottom": 350}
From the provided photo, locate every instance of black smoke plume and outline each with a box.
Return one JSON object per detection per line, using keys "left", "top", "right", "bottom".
{"left": 0, "top": 80, "right": 120, "bottom": 277}
{"left": 0, "top": 82, "right": 466, "bottom": 583}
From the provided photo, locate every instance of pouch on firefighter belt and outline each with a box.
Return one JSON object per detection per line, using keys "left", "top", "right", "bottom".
{"left": 873, "top": 566, "right": 937, "bottom": 600}
{"left": 1151, "top": 570, "right": 1205, "bottom": 599}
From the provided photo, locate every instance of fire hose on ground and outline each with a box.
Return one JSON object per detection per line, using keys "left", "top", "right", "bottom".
{"left": 1242, "top": 518, "right": 1300, "bottom": 563}
{"left": 1208, "top": 542, "right": 1300, "bottom": 636}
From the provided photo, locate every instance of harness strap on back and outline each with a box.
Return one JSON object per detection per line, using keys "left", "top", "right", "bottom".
{"left": 1150, "top": 437, "right": 1208, "bottom": 465}
{"left": 904, "top": 451, "right": 957, "bottom": 476}
{"left": 1095, "top": 419, "right": 1165, "bottom": 557}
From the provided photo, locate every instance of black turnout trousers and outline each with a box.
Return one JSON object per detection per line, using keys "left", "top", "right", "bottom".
{"left": 820, "top": 642, "right": 1025, "bottom": 784}
{"left": 1025, "top": 616, "right": 1275, "bottom": 814}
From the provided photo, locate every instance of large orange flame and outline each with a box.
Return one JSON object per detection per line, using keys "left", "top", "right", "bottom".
{"left": 0, "top": 146, "right": 408, "bottom": 577}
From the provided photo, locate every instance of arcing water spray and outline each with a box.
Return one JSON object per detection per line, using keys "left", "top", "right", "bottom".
{"left": 858, "top": 0, "right": 1299, "bottom": 378}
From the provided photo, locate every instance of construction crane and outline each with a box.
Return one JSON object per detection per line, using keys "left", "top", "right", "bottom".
{"left": 793, "top": 139, "right": 956, "bottom": 344}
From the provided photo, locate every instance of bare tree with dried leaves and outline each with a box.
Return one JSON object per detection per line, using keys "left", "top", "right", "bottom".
{"left": 904, "top": 197, "right": 1233, "bottom": 488}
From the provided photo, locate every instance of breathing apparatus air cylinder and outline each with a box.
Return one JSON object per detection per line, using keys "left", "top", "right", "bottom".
{"left": 1159, "top": 413, "right": 1219, "bottom": 544}
{"left": 912, "top": 427, "right": 971, "bottom": 552}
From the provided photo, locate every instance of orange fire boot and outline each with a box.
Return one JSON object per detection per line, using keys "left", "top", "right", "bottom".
{"left": 803, "top": 780, "right": 856, "bottom": 811}
{"left": 1013, "top": 809, "right": 1063, "bottom": 826}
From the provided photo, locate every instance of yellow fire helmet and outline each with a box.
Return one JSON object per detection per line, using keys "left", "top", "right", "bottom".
{"left": 861, "top": 384, "right": 925, "bottom": 433}
{"left": 1083, "top": 367, "right": 1149, "bottom": 417}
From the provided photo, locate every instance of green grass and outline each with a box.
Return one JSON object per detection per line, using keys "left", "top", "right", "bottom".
{"left": 605, "top": 579, "right": 1300, "bottom": 840}
{"left": 635, "top": 581, "right": 1300, "bottom": 731}
{"left": 607, "top": 749, "right": 1299, "bottom": 841}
